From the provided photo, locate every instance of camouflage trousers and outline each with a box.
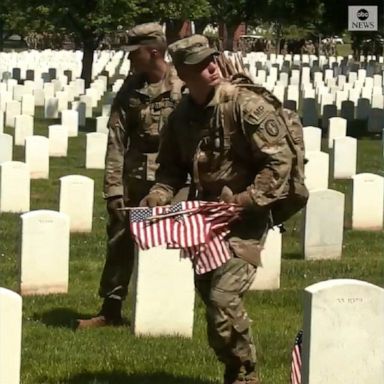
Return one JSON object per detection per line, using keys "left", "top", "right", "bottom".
{"left": 195, "top": 257, "right": 257, "bottom": 370}
{"left": 98, "top": 178, "right": 154, "bottom": 300}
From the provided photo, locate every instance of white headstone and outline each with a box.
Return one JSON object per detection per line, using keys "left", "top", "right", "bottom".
{"left": 5, "top": 100, "right": 21, "bottom": 128}
{"left": 352, "top": 173, "right": 384, "bottom": 230}
{"left": 250, "top": 227, "right": 281, "bottom": 290}
{"left": 335, "top": 90, "right": 348, "bottom": 110}
{"left": 0, "top": 288, "right": 22, "bottom": 384}
{"left": 25, "top": 136, "right": 49, "bottom": 179}
{"left": 13, "top": 84, "right": 28, "bottom": 102}
{"left": 272, "top": 84, "right": 285, "bottom": 103}
{"left": 372, "top": 93, "right": 384, "bottom": 109}
{"left": 102, "top": 104, "right": 111, "bottom": 116}
{"left": 85, "top": 132, "right": 107, "bottom": 169}
{"left": 14, "top": 114, "right": 33, "bottom": 146}
{"left": 21, "top": 94, "right": 35, "bottom": 116}
{"left": 328, "top": 117, "right": 347, "bottom": 149}
{"left": 48, "top": 124, "right": 68, "bottom": 157}
{"left": 0, "top": 111, "right": 3, "bottom": 133}
{"left": 302, "top": 279, "right": 384, "bottom": 384}
{"left": 55, "top": 91, "right": 69, "bottom": 112}
{"left": 96, "top": 115, "right": 109, "bottom": 134}
{"left": 44, "top": 97, "right": 59, "bottom": 118}
{"left": 61, "top": 109, "right": 79, "bottom": 137}
{"left": 71, "top": 101, "right": 85, "bottom": 127}
{"left": 33, "top": 89, "right": 45, "bottom": 106}
{"left": 333, "top": 136, "right": 357, "bottom": 179}
{"left": 321, "top": 93, "right": 335, "bottom": 114}
{"left": 287, "top": 85, "right": 299, "bottom": 107}
{"left": 75, "top": 78, "right": 85, "bottom": 96}
{"left": 19, "top": 210, "right": 70, "bottom": 295}
{"left": 0, "top": 161, "right": 30, "bottom": 212}
{"left": 303, "top": 126, "right": 322, "bottom": 152}
{"left": 132, "top": 246, "right": 195, "bottom": 337}
{"left": 361, "top": 86, "right": 372, "bottom": 101}
{"left": 304, "top": 151, "right": 329, "bottom": 191}
{"left": 85, "top": 88, "right": 99, "bottom": 107}
{"left": 80, "top": 95, "right": 93, "bottom": 118}
{"left": 59, "top": 175, "right": 94, "bottom": 232}
{"left": 302, "top": 189, "right": 344, "bottom": 260}
{"left": 0, "top": 133, "right": 13, "bottom": 164}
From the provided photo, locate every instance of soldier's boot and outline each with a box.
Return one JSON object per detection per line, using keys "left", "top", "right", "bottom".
{"left": 76, "top": 298, "right": 123, "bottom": 330}
{"left": 223, "top": 362, "right": 261, "bottom": 384}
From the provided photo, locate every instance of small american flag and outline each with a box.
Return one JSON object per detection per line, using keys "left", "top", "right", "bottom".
{"left": 129, "top": 201, "right": 242, "bottom": 274}
{"left": 290, "top": 330, "right": 303, "bottom": 384}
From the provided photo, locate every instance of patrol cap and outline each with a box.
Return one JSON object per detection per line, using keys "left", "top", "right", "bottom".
{"left": 168, "top": 35, "right": 219, "bottom": 66}
{"left": 125, "top": 22, "right": 166, "bottom": 52}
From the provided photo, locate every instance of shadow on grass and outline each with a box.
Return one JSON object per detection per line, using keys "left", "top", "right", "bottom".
{"left": 57, "top": 371, "right": 217, "bottom": 384}
{"left": 282, "top": 252, "right": 302, "bottom": 260}
{"left": 33, "top": 307, "right": 89, "bottom": 330}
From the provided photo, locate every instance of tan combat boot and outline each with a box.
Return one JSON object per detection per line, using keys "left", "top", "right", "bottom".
{"left": 76, "top": 298, "right": 123, "bottom": 330}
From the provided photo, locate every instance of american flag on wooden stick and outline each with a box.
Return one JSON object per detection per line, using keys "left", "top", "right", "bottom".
{"left": 290, "top": 330, "right": 303, "bottom": 384}
{"left": 129, "top": 201, "right": 243, "bottom": 274}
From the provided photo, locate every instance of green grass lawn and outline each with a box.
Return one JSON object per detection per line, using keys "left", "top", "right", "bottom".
{"left": 0, "top": 108, "right": 383, "bottom": 384}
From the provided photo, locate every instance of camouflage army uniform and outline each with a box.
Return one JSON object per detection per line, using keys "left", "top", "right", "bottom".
{"left": 99, "top": 27, "right": 184, "bottom": 302}
{"left": 145, "top": 35, "right": 295, "bottom": 383}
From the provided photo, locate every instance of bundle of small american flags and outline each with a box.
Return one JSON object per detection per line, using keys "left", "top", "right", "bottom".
{"left": 129, "top": 200, "right": 243, "bottom": 274}
{"left": 290, "top": 329, "right": 303, "bottom": 384}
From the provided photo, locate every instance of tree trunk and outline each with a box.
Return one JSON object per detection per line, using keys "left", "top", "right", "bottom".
{"left": 194, "top": 20, "right": 208, "bottom": 35}
{"left": 0, "top": 20, "right": 4, "bottom": 52}
{"left": 165, "top": 19, "right": 185, "bottom": 44}
{"left": 275, "top": 23, "right": 282, "bottom": 54}
{"left": 81, "top": 38, "right": 95, "bottom": 89}
{"left": 222, "top": 24, "right": 236, "bottom": 51}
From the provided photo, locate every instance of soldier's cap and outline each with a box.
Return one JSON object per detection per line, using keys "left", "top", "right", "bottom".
{"left": 168, "top": 35, "right": 219, "bottom": 66}
{"left": 125, "top": 23, "right": 166, "bottom": 52}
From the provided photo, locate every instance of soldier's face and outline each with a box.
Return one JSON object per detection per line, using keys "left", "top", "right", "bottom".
{"left": 128, "top": 46, "right": 151, "bottom": 73}
{"left": 179, "top": 56, "right": 221, "bottom": 88}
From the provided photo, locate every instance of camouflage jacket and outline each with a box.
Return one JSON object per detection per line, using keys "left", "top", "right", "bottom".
{"left": 150, "top": 81, "right": 294, "bottom": 265}
{"left": 103, "top": 65, "right": 184, "bottom": 199}
{"left": 152, "top": 81, "right": 293, "bottom": 208}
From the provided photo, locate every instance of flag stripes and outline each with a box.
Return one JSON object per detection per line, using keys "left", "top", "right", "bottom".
{"left": 129, "top": 201, "right": 242, "bottom": 274}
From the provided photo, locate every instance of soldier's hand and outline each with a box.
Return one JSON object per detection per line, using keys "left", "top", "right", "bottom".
{"left": 139, "top": 193, "right": 167, "bottom": 208}
{"left": 106, "top": 196, "right": 126, "bottom": 222}
{"left": 220, "top": 186, "right": 253, "bottom": 207}
{"left": 220, "top": 186, "right": 235, "bottom": 203}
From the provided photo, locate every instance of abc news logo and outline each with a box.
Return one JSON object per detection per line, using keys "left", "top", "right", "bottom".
{"left": 356, "top": 9, "right": 369, "bottom": 21}
{"left": 348, "top": 6, "right": 378, "bottom": 31}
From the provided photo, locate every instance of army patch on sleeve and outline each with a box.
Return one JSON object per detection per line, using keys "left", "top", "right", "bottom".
{"left": 265, "top": 118, "right": 279, "bottom": 137}
{"left": 259, "top": 113, "right": 285, "bottom": 143}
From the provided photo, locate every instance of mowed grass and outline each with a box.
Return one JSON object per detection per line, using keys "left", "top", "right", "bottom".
{"left": 0, "top": 108, "right": 383, "bottom": 384}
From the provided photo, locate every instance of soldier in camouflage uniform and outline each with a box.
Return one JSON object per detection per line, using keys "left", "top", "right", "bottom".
{"left": 140, "top": 35, "right": 296, "bottom": 384}
{"left": 77, "top": 23, "right": 184, "bottom": 329}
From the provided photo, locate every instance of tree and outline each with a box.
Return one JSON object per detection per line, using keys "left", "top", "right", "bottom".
{"left": 208, "top": 0, "right": 255, "bottom": 50}
{"left": 14, "top": 0, "right": 142, "bottom": 87}
{"left": 253, "top": 0, "right": 323, "bottom": 53}
{"left": 139, "top": 0, "right": 212, "bottom": 43}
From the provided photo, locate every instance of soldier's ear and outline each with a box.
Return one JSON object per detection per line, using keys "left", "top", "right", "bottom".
{"left": 150, "top": 48, "right": 159, "bottom": 57}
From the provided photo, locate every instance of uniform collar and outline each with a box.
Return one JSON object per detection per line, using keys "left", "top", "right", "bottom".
{"left": 186, "top": 81, "right": 224, "bottom": 109}
{"left": 135, "top": 65, "right": 178, "bottom": 97}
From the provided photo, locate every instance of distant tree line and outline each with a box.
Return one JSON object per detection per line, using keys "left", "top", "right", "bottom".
{"left": 0, "top": 0, "right": 382, "bottom": 86}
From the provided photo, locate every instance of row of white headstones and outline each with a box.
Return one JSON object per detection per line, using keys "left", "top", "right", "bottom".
{"left": 2, "top": 276, "right": 384, "bottom": 384}
{"left": 0, "top": 57, "right": 383, "bottom": 301}
{"left": 234, "top": 52, "right": 384, "bottom": 133}
{"left": 0, "top": 50, "right": 383, "bottom": 383}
